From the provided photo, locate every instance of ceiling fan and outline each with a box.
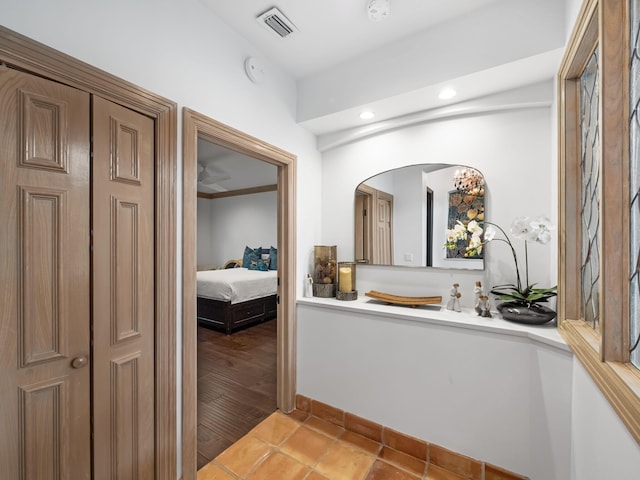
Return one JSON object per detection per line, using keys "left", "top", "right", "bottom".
{"left": 198, "top": 162, "right": 231, "bottom": 192}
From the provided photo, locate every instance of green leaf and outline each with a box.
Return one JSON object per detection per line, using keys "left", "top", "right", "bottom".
{"left": 490, "top": 282, "right": 557, "bottom": 306}
{"left": 526, "top": 292, "right": 546, "bottom": 301}
{"left": 497, "top": 294, "right": 520, "bottom": 301}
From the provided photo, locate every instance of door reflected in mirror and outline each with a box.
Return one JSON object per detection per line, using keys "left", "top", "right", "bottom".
{"left": 354, "top": 164, "right": 485, "bottom": 270}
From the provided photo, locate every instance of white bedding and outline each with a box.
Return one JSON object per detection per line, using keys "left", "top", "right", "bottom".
{"left": 196, "top": 268, "right": 277, "bottom": 304}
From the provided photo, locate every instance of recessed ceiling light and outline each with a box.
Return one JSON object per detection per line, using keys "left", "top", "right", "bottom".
{"left": 438, "top": 88, "right": 457, "bottom": 100}
{"left": 360, "top": 110, "right": 375, "bottom": 120}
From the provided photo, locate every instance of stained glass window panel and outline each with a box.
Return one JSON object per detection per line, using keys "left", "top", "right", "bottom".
{"left": 580, "top": 48, "right": 600, "bottom": 330}
{"left": 630, "top": 0, "right": 640, "bottom": 369}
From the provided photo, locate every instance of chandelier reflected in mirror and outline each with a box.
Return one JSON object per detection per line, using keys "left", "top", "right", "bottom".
{"left": 453, "top": 167, "right": 485, "bottom": 195}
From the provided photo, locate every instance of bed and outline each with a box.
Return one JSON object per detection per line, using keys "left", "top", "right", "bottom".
{"left": 196, "top": 268, "right": 278, "bottom": 334}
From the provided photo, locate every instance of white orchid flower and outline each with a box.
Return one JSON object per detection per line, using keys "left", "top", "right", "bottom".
{"left": 529, "top": 216, "right": 554, "bottom": 245}
{"left": 453, "top": 221, "right": 467, "bottom": 240}
{"left": 467, "top": 220, "right": 483, "bottom": 236}
{"left": 484, "top": 225, "right": 497, "bottom": 242}
{"left": 530, "top": 216, "right": 552, "bottom": 229}
{"left": 533, "top": 229, "right": 552, "bottom": 245}
{"left": 510, "top": 216, "right": 535, "bottom": 241}
{"left": 468, "top": 234, "right": 483, "bottom": 249}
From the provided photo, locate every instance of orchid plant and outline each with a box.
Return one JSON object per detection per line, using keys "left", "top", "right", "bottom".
{"left": 445, "top": 216, "right": 557, "bottom": 307}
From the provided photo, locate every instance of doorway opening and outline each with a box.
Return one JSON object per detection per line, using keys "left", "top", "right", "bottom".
{"left": 426, "top": 187, "right": 434, "bottom": 267}
{"left": 354, "top": 184, "right": 393, "bottom": 264}
{"left": 194, "top": 138, "right": 279, "bottom": 466}
{"left": 181, "top": 108, "right": 296, "bottom": 480}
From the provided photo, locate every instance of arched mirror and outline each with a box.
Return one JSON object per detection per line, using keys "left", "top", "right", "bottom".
{"left": 354, "top": 164, "right": 485, "bottom": 270}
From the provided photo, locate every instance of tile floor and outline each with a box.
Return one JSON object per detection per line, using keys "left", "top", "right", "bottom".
{"left": 197, "top": 409, "right": 526, "bottom": 480}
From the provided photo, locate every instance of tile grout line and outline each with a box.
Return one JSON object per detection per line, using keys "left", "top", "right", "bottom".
{"left": 298, "top": 412, "right": 376, "bottom": 480}
{"left": 200, "top": 407, "right": 527, "bottom": 480}
{"left": 294, "top": 397, "right": 516, "bottom": 480}
{"left": 299, "top": 414, "right": 372, "bottom": 479}
{"left": 303, "top": 412, "right": 427, "bottom": 480}
{"left": 276, "top": 421, "right": 341, "bottom": 479}
{"left": 210, "top": 459, "right": 240, "bottom": 479}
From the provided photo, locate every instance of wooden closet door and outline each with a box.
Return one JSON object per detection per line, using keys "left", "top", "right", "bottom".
{"left": 0, "top": 65, "right": 91, "bottom": 479}
{"left": 91, "top": 95, "right": 156, "bottom": 479}
{"left": 375, "top": 194, "right": 393, "bottom": 264}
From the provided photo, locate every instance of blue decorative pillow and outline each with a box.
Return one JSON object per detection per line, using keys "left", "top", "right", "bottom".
{"left": 248, "top": 258, "right": 270, "bottom": 271}
{"left": 242, "top": 246, "right": 262, "bottom": 268}
{"left": 269, "top": 246, "right": 277, "bottom": 270}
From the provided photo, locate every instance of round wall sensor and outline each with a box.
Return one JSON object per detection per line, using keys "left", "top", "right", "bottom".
{"left": 244, "top": 57, "right": 265, "bottom": 83}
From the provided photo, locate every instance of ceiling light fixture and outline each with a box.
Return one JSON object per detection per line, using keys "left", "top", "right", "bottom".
{"left": 360, "top": 110, "right": 375, "bottom": 120}
{"left": 438, "top": 88, "right": 457, "bottom": 100}
{"left": 367, "top": 0, "right": 390, "bottom": 22}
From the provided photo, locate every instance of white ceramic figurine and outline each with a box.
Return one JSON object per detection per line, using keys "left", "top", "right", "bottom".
{"left": 446, "top": 283, "right": 462, "bottom": 312}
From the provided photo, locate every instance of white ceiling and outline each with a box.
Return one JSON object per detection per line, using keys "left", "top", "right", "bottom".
{"left": 197, "top": 139, "right": 277, "bottom": 193}
{"left": 199, "top": 0, "right": 503, "bottom": 79}
{"left": 197, "top": 0, "right": 566, "bottom": 191}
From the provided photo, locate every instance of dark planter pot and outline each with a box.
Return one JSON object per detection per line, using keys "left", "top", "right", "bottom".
{"left": 497, "top": 301, "right": 557, "bottom": 325}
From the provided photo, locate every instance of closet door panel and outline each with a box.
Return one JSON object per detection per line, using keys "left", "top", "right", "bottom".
{"left": 91, "top": 95, "right": 156, "bottom": 479}
{"left": 0, "top": 65, "right": 91, "bottom": 480}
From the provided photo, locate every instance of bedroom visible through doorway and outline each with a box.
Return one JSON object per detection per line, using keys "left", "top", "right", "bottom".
{"left": 195, "top": 138, "right": 278, "bottom": 466}
{"left": 182, "top": 107, "right": 297, "bottom": 480}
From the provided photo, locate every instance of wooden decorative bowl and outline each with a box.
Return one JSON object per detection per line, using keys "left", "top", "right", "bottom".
{"left": 364, "top": 290, "right": 442, "bottom": 308}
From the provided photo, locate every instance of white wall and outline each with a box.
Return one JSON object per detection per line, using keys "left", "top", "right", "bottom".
{"left": 297, "top": 0, "right": 566, "bottom": 122}
{"left": 197, "top": 191, "right": 277, "bottom": 267}
{"left": 570, "top": 360, "right": 640, "bottom": 479}
{"left": 1, "top": 0, "right": 322, "bottom": 286}
{"left": 390, "top": 165, "right": 426, "bottom": 267}
{"left": 197, "top": 198, "right": 215, "bottom": 267}
{"left": 321, "top": 84, "right": 554, "bottom": 308}
{"left": 297, "top": 303, "right": 573, "bottom": 479}
{"left": 1, "top": 1, "right": 323, "bottom": 476}
{"left": 565, "top": 0, "right": 585, "bottom": 42}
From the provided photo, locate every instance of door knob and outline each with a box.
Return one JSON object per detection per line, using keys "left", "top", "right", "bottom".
{"left": 71, "top": 355, "right": 88, "bottom": 369}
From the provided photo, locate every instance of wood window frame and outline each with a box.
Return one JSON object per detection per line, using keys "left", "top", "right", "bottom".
{"left": 558, "top": 0, "right": 640, "bottom": 444}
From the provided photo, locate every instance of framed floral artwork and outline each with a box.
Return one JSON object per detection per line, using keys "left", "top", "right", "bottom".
{"left": 446, "top": 190, "right": 484, "bottom": 259}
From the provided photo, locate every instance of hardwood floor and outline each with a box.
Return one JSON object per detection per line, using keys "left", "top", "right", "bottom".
{"left": 197, "top": 318, "right": 277, "bottom": 469}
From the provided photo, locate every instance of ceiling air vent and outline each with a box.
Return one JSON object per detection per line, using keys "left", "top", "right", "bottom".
{"left": 257, "top": 7, "right": 298, "bottom": 38}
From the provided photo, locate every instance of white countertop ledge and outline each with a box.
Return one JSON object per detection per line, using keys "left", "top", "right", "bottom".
{"left": 297, "top": 296, "right": 570, "bottom": 352}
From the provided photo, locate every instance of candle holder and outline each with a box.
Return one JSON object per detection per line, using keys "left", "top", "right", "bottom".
{"left": 336, "top": 262, "right": 357, "bottom": 301}
{"left": 312, "top": 245, "right": 337, "bottom": 297}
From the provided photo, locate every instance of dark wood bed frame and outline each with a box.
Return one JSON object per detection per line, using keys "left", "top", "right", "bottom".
{"left": 197, "top": 294, "right": 278, "bottom": 334}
